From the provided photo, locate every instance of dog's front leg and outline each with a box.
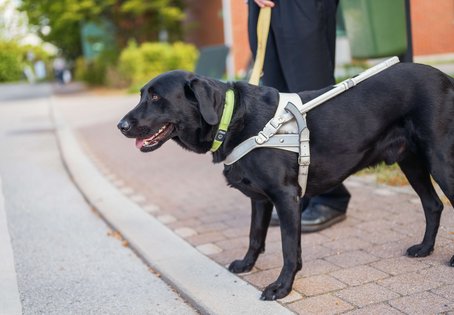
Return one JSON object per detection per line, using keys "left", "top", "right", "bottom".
{"left": 228, "top": 198, "right": 273, "bottom": 273}
{"left": 261, "top": 193, "right": 301, "bottom": 300}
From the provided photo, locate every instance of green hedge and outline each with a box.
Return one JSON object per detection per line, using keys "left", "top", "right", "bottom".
{"left": 118, "top": 41, "right": 198, "bottom": 89}
{"left": 74, "top": 49, "right": 118, "bottom": 86}
{"left": 74, "top": 41, "right": 198, "bottom": 89}
{"left": 0, "top": 42, "right": 23, "bottom": 82}
{"left": 0, "top": 51, "right": 22, "bottom": 82}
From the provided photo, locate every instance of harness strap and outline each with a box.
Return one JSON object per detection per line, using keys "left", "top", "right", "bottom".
{"left": 285, "top": 102, "right": 310, "bottom": 196}
{"left": 224, "top": 134, "right": 299, "bottom": 165}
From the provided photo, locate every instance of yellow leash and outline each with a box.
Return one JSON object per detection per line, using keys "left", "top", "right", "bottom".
{"left": 248, "top": 7, "right": 271, "bottom": 85}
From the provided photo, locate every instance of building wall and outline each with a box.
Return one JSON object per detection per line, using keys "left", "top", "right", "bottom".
{"left": 410, "top": 0, "right": 454, "bottom": 56}
{"left": 184, "top": 0, "right": 224, "bottom": 47}
{"left": 185, "top": 0, "right": 250, "bottom": 76}
{"left": 230, "top": 1, "right": 250, "bottom": 77}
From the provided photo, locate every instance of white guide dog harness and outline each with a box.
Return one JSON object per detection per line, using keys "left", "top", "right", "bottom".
{"left": 223, "top": 57, "right": 400, "bottom": 196}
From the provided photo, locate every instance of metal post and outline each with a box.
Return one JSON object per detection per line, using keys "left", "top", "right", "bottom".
{"left": 403, "top": 0, "right": 414, "bottom": 62}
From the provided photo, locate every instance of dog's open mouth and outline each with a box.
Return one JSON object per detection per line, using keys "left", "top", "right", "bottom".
{"left": 135, "top": 123, "right": 174, "bottom": 151}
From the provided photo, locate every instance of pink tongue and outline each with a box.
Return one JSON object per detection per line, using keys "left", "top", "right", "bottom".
{"left": 135, "top": 138, "right": 145, "bottom": 149}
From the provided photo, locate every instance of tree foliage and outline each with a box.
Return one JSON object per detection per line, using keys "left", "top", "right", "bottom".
{"left": 19, "top": 0, "right": 186, "bottom": 60}
{"left": 0, "top": 0, "right": 29, "bottom": 42}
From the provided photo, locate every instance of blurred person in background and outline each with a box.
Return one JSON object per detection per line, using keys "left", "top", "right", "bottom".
{"left": 53, "top": 56, "right": 71, "bottom": 84}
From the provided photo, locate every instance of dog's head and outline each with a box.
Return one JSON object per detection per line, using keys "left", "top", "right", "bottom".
{"left": 118, "top": 70, "right": 226, "bottom": 153}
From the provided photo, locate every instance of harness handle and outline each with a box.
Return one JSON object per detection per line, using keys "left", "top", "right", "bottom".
{"left": 249, "top": 7, "right": 271, "bottom": 86}
{"left": 272, "top": 57, "right": 401, "bottom": 128}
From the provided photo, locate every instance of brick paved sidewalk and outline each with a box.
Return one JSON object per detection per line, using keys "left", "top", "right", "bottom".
{"left": 59, "top": 95, "right": 454, "bottom": 315}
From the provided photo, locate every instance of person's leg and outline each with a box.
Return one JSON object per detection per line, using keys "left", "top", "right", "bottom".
{"left": 307, "top": 184, "right": 350, "bottom": 211}
{"left": 270, "top": 0, "right": 338, "bottom": 91}
{"left": 298, "top": 0, "right": 350, "bottom": 232}
{"left": 250, "top": 0, "right": 350, "bottom": 231}
{"left": 261, "top": 29, "right": 289, "bottom": 92}
{"left": 248, "top": 1, "right": 289, "bottom": 91}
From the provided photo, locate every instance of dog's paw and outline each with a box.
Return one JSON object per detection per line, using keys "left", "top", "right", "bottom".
{"left": 260, "top": 281, "right": 291, "bottom": 301}
{"left": 449, "top": 255, "right": 454, "bottom": 267}
{"left": 406, "top": 243, "right": 434, "bottom": 257}
{"left": 228, "top": 259, "right": 253, "bottom": 274}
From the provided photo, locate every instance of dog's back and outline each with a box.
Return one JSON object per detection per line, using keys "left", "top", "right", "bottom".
{"left": 302, "top": 63, "right": 454, "bottom": 184}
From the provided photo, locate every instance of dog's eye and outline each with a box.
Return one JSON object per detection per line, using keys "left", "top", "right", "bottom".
{"left": 150, "top": 93, "right": 160, "bottom": 101}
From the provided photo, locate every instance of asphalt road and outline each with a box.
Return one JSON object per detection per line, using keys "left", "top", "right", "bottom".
{"left": 0, "top": 83, "right": 197, "bottom": 314}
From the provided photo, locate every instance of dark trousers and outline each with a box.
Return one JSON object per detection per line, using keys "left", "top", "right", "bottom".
{"left": 248, "top": 0, "right": 349, "bottom": 213}
{"left": 248, "top": 0, "right": 339, "bottom": 91}
{"left": 302, "top": 184, "right": 350, "bottom": 214}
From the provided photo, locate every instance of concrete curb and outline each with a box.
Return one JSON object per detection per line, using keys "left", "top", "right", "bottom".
{"left": 0, "top": 177, "right": 22, "bottom": 315}
{"left": 50, "top": 98, "right": 294, "bottom": 315}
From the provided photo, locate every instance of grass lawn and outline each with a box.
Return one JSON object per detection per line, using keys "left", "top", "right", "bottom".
{"left": 357, "top": 163, "right": 451, "bottom": 206}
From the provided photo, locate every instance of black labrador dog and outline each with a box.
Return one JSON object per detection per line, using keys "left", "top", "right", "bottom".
{"left": 118, "top": 63, "right": 454, "bottom": 300}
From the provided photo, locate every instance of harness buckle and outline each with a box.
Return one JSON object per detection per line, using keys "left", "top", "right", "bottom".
{"left": 256, "top": 118, "right": 282, "bottom": 144}
{"left": 256, "top": 131, "right": 269, "bottom": 144}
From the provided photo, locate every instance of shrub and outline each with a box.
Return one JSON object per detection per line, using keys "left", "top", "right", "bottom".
{"left": 117, "top": 41, "right": 198, "bottom": 89}
{"left": 74, "top": 50, "right": 118, "bottom": 86}
{"left": 116, "top": 41, "right": 142, "bottom": 85}
{"left": 0, "top": 41, "right": 25, "bottom": 82}
{"left": 74, "top": 57, "right": 107, "bottom": 85}
{"left": 0, "top": 50, "right": 23, "bottom": 82}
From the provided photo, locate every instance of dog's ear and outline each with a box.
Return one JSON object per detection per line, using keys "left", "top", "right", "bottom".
{"left": 186, "top": 77, "right": 221, "bottom": 126}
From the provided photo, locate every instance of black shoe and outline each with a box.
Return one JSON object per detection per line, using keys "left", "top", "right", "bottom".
{"left": 301, "top": 204, "right": 346, "bottom": 233}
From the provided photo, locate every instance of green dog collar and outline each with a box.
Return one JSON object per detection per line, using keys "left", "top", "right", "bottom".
{"left": 210, "top": 89, "right": 235, "bottom": 152}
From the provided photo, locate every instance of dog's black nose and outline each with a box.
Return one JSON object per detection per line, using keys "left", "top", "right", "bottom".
{"left": 117, "top": 119, "right": 131, "bottom": 132}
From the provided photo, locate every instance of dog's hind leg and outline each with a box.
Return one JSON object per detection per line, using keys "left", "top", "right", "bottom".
{"left": 228, "top": 198, "right": 273, "bottom": 273}
{"left": 426, "top": 153, "right": 454, "bottom": 266}
{"left": 398, "top": 154, "right": 444, "bottom": 258}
